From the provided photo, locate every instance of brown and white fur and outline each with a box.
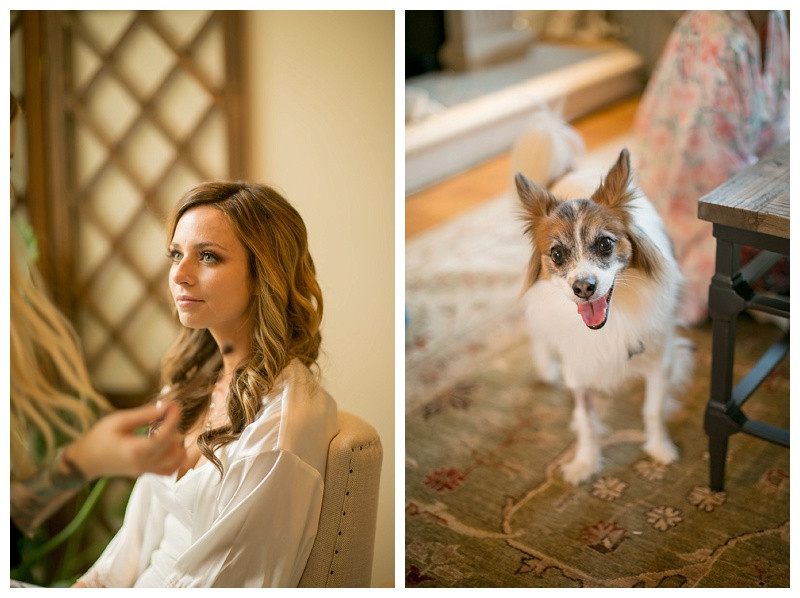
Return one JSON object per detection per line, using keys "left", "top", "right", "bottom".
{"left": 516, "top": 148, "right": 693, "bottom": 485}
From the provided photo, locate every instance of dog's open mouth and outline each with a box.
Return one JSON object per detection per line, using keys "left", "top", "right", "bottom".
{"left": 576, "top": 286, "right": 614, "bottom": 329}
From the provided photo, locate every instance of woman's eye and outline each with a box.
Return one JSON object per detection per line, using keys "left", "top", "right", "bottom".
{"left": 201, "top": 252, "right": 218, "bottom": 264}
{"left": 550, "top": 247, "right": 565, "bottom": 266}
{"left": 167, "top": 250, "right": 182, "bottom": 262}
{"left": 598, "top": 237, "right": 614, "bottom": 255}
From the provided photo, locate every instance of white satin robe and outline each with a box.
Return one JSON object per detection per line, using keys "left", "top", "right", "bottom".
{"left": 78, "top": 360, "right": 337, "bottom": 587}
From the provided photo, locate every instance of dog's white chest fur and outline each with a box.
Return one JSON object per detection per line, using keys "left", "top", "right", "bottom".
{"left": 524, "top": 274, "right": 665, "bottom": 392}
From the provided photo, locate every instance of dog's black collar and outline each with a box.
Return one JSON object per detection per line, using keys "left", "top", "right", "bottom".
{"left": 627, "top": 340, "right": 645, "bottom": 359}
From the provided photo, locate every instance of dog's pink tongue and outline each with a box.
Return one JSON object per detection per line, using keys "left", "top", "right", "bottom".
{"left": 577, "top": 296, "right": 608, "bottom": 328}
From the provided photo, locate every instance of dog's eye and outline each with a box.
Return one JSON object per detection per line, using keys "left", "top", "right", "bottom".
{"left": 550, "top": 246, "right": 565, "bottom": 266}
{"left": 598, "top": 237, "right": 614, "bottom": 255}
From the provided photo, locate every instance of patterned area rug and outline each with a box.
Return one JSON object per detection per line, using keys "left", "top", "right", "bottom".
{"left": 406, "top": 191, "right": 529, "bottom": 415}
{"left": 405, "top": 184, "right": 789, "bottom": 588}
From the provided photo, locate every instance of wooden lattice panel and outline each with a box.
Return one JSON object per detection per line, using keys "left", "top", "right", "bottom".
{"left": 55, "top": 10, "right": 240, "bottom": 397}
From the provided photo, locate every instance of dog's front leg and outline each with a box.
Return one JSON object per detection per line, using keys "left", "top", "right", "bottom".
{"left": 642, "top": 365, "right": 679, "bottom": 464}
{"left": 562, "top": 388, "right": 602, "bottom": 485}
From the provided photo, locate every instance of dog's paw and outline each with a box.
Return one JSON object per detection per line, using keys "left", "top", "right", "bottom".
{"left": 561, "top": 456, "right": 600, "bottom": 485}
{"left": 643, "top": 438, "right": 679, "bottom": 464}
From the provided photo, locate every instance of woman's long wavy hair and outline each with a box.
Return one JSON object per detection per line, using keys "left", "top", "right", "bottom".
{"left": 160, "top": 181, "right": 323, "bottom": 476}
{"left": 10, "top": 94, "right": 111, "bottom": 479}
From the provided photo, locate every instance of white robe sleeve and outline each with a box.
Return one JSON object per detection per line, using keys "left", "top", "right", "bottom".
{"left": 77, "top": 476, "right": 158, "bottom": 587}
{"left": 161, "top": 448, "right": 324, "bottom": 588}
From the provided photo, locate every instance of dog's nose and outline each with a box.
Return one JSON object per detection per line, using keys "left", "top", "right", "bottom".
{"left": 572, "top": 278, "right": 597, "bottom": 299}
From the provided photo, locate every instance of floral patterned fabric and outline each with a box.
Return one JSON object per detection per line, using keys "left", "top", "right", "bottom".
{"left": 632, "top": 10, "right": 790, "bottom": 324}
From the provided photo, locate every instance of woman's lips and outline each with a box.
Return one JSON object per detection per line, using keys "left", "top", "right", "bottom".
{"left": 175, "top": 295, "right": 203, "bottom": 307}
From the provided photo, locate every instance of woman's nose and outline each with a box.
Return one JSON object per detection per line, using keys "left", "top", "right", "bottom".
{"left": 171, "top": 258, "right": 193, "bottom": 286}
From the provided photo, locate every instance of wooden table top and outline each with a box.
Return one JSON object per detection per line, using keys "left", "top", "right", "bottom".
{"left": 697, "top": 142, "right": 789, "bottom": 240}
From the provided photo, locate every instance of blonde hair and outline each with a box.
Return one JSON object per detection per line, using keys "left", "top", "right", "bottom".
{"left": 160, "top": 181, "right": 323, "bottom": 475}
{"left": 10, "top": 92, "right": 111, "bottom": 478}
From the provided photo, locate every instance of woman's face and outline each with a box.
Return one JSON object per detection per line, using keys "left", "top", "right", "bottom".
{"left": 168, "top": 205, "right": 253, "bottom": 345}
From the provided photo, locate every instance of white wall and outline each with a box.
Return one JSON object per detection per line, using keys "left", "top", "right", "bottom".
{"left": 243, "top": 11, "right": 395, "bottom": 587}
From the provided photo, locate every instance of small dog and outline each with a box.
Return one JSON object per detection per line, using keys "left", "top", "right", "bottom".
{"left": 515, "top": 147, "right": 693, "bottom": 485}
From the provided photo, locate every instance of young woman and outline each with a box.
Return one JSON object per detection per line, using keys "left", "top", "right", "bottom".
{"left": 75, "top": 182, "right": 337, "bottom": 587}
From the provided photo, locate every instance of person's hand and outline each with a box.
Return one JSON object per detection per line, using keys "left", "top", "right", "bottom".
{"left": 66, "top": 401, "right": 186, "bottom": 480}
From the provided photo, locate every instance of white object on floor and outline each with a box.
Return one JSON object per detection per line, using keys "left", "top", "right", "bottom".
{"left": 510, "top": 105, "right": 585, "bottom": 188}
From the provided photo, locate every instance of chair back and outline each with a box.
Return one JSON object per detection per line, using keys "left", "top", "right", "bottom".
{"left": 298, "top": 410, "right": 382, "bottom": 587}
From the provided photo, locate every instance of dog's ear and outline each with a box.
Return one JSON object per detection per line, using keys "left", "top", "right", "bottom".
{"left": 515, "top": 172, "right": 558, "bottom": 219}
{"left": 521, "top": 253, "right": 544, "bottom": 293}
{"left": 592, "top": 148, "right": 634, "bottom": 209}
{"left": 591, "top": 150, "right": 664, "bottom": 278}
{"left": 629, "top": 223, "right": 664, "bottom": 279}
{"left": 515, "top": 172, "right": 558, "bottom": 292}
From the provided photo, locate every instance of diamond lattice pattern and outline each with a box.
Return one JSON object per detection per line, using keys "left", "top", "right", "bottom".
{"left": 66, "top": 11, "right": 232, "bottom": 395}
